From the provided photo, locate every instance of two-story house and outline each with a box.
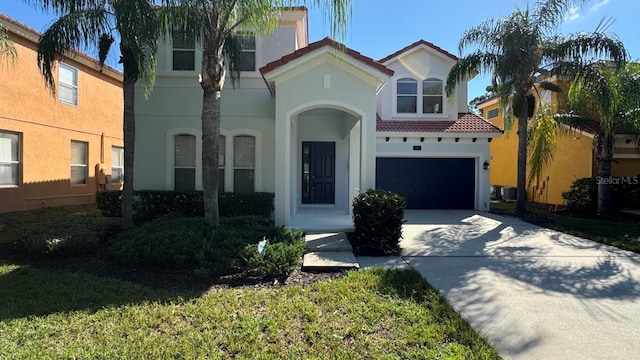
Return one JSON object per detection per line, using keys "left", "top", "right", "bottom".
{"left": 134, "top": 8, "right": 502, "bottom": 230}
{"left": 0, "top": 14, "right": 123, "bottom": 213}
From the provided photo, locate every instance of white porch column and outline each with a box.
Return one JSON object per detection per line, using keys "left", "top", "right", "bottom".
{"left": 360, "top": 112, "right": 376, "bottom": 190}
{"left": 349, "top": 121, "right": 361, "bottom": 216}
{"left": 274, "top": 110, "right": 291, "bottom": 226}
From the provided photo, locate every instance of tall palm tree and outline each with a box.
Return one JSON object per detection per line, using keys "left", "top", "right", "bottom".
{"left": 445, "top": 0, "right": 626, "bottom": 217}
{"left": 553, "top": 62, "right": 640, "bottom": 217}
{"left": 0, "top": 23, "right": 17, "bottom": 63}
{"left": 164, "top": 0, "right": 351, "bottom": 226}
{"left": 30, "top": 0, "right": 159, "bottom": 228}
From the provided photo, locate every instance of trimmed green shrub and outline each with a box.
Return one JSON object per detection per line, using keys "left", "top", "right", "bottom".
{"left": 562, "top": 177, "right": 598, "bottom": 213}
{"left": 109, "top": 217, "right": 213, "bottom": 267}
{"left": 16, "top": 216, "right": 122, "bottom": 257}
{"left": 96, "top": 190, "right": 274, "bottom": 223}
{"left": 352, "top": 188, "right": 406, "bottom": 256}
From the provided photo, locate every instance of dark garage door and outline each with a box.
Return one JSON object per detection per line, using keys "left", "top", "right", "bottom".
{"left": 376, "top": 158, "right": 475, "bottom": 209}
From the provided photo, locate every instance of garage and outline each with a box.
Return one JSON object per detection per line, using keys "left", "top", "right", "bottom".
{"left": 376, "top": 157, "right": 475, "bottom": 209}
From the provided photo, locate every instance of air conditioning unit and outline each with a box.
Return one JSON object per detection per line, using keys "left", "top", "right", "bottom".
{"left": 490, "top": 185, "right": 503, "bottom": 200}
{"left": 501, "top": 187, "right": 517, "bottom": 201}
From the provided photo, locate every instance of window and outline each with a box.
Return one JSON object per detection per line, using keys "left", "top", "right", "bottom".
{"left": 234, "top": 135, "right": 255, "bottom": 192}
{"left": 397, "top": 78, "right": 417, "bottom": 113}
{"left": 174, "top": 135, "right": 196, "bottom": 190}
{"left": 111, "top": 147, "right": 124, "bottom": 183}
{"left": 539, "top": 90, "right": 552, "bottom": 107}
{"left": 172, "top": 32, "right": 195, "bottom": 71}
{"left": 422, "top": 78, "right": 443, "bottom": 114}
{"left": 237, "top": 32, "right": 256, "bottom": 72}
{"left": 0, "top": 131, "right": 20, "bottom": 186}
{"left": 218, "top": 135, "right": 225, "bottom": 193}
{"left": 70, "top": 140, "right": 88, "bottom": 185}
{"left": 59, "top": 63, "right": 78, "bottom": 105}
{"left": 487, "top": 108, "right": 499, "bottom": 119}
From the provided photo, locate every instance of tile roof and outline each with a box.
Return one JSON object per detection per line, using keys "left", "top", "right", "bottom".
{"left": 376, "top": 113, "right": 503, "bottom": 134}
{"left": 378, "top": 39, "right": 458, "bottom": 63}
{"left": 259, "top": 37, "right": 394, "bottom": 76}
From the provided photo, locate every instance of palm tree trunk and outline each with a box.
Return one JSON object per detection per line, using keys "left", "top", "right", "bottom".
{"left": 121, "top": 54, "right": 136, "bottom": 228}
{"left": 597, "top": 134, "right": 614, "bottom": 218}
{"left": 515, "top": 110, "right": 528, "bottom": 217}
{"left": 201, "top": 50, "right": 224, "bottom": 227}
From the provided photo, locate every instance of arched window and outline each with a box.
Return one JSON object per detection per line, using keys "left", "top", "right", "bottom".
{"left": 422, "top": 78, "right": 443, "bottom": 114}
{"left": 234, "top": 135, "right": 255, "bottom": 192}
{"left": 174, "top": 134, "right": 196, "bottom": 190}
{"left": 397, "top": 78, "right": 418, "bottom": 113}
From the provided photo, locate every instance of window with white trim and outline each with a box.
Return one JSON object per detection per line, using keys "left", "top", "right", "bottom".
{"left": 0, "top": 130, "right": 20, "bottom": 186}
{"left": 237, "top": 32, "right": 256, "bottom": 72}
{"left": 70, "top": 140, "right": 88, "bottom": 185}
{"left": 174, "top": 135, "right": 196, "bottom": 190}
{"left": 59, "top": 63, "right": 78, "bottom": 105}
{"left": 396, "top": 78, "right": 417, "bottom": 113}
{"left": 111, "top": 146, "right": 124, "bottom": 183}
{"left": 172, "top": 32, "right": 195, "bottom": 71}
{"left": 233, "top": 135, "right": 255, "bottom": 192}
{"left": 422, "top": 78, "right": 443, "bottom": 114}
{"left": 218, "top": 135, "right": 225, "bottom": 193}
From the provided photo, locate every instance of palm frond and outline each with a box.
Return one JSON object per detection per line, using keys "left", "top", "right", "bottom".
{"left": 37, "top": 8, "right": 109, "bottom": 92}
{"left": 22, "top": 0, "right": 108, "bottom": 15}
{"left": 528, "top": 105, "right": 558, "bottom": 185}
{"left": 532, "top": 0, "right": 586, "bottom": 30}
{"left": 445, "top": 52, "right": 499, "bottom": 98}
{"left": 546, "top": 32, "right": 627, "bottom": 67}
{"left": 0, "top": 24, "right": 17, "bottom": 64}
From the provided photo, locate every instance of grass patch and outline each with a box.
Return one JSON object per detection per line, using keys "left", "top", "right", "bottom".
{"left": 491, "top": 202, "right": 640, "bottom": 253}
{"left": 0, "top": 262, "right": 500, "bottom": 359}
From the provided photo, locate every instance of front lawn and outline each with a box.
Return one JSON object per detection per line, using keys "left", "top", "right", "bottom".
{"left": 491, "top": 202, "right": 640, "bottom": 253}
{"left": 0, "top": 262, "right": 500, "bottom": 359}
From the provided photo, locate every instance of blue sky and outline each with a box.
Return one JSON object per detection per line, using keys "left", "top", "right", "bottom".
{"left": 1, "top": 0, "right": 637, "bottom": 101}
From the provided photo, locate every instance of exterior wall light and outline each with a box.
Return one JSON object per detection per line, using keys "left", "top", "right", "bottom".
{"left": 483, "top": 161, "right": 490, "bottom": 170}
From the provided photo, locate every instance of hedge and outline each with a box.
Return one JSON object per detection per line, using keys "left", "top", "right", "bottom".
{"left": 352, "top": 188, "right": 406, "bottom": 256}
{"left": 96, "top": 190, "right": 274, "bottom": 223}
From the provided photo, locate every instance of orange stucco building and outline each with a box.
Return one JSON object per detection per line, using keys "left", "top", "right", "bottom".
{"left": 0, "top": 14, "right": 123, "bottom": 213}
{"left": 478, "top": 90, "right": 640, "bottom": 205}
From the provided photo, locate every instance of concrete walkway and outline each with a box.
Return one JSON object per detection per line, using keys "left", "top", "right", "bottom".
{"left": 366, "top": 210, "right": 640, "bottom": 359}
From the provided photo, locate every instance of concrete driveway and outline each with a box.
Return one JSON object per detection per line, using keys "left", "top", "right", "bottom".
{"left": 400, "top": 210, "right": 640, "bottom": 360}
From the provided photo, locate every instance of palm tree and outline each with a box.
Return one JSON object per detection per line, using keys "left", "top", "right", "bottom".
{"left": 553, "top": 62, "right": 640, "bottom": 217}
{"left": 30, "top": 0, "right": 159, "bottom": 228}
{"left": 0, "top": 23, "right": 17, "bottom": 63}
{"left": 445, "top": 0, "right": 626, "bottom": 217}
{"left": 164, "top": 0, "right": 351, "bottom": 226}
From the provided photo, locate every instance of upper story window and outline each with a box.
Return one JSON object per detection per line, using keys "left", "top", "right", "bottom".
{"left": 395, "top": 76, "right": 445, "bottom": 115}
{"left": 59, "top": 63, "right": 78, "bottom": 105}
{"left": 172, "top": 32, "right": 195, "bottom": 71}
{"left": 487, "top": 108, "right": 499, "bottom": 119}
{"left": 237, "top": 32, "right": 256, "bottom": 72}
{"left": 0, "top": 130, "right": 20, "bottom": 187}
{"left": 422, "top": 78, "right": 443, "bottom": 114}
{"left": 396, "top": 78, "right": 418, "bottom": 113}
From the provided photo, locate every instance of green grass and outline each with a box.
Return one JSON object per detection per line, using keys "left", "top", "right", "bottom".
{"left": 0, "top": 204, "right": 99, "bottom": 245}
{"left": 491, "top": 202, "right": 640, "bottom": 253}
{"left": 0, "top": 262, "right": 500, "bottom": 359}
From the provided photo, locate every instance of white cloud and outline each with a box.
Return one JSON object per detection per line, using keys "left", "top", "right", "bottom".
{"left": 565, "top": 6, "right": 581, "bottom": 21}
{"left": 590, "top": 0, "right": 612, "bottom": 13}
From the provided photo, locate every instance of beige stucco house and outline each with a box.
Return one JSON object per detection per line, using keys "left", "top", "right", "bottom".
{"left": 134, "top": 8, "right": 502, "bottom": 230}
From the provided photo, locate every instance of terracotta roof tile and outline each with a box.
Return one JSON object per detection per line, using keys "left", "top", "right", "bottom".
{"left": 260, "top": 37, "right": 393, "bottom": 76}
{"left": 378, "top": 39, "right": 457, "bottom": 63}
{"left": 376, "top": 113, "right": 503, "bottom": 134}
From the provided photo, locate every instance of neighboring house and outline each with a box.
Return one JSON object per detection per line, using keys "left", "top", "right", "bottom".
{"left": 478, "top": 91, "right": 640, "bottom": 205}
{"left": 0, "top": 14, "right": 123, "bottom": 213}
{"left": 134, "top": 8, "right": 502, "bottom": 229}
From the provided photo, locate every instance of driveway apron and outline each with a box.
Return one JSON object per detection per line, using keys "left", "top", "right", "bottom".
{"left": 401, "top": 210, "right": 640, "bottom": 360}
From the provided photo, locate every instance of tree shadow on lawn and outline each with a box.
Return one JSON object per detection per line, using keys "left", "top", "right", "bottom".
{"left": 0, "top": 245, "right": 282, "bottom": 321}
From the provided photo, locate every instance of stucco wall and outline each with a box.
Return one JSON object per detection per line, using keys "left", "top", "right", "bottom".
{"left": 0, "top": 30, "right": 123, "bottom": 213}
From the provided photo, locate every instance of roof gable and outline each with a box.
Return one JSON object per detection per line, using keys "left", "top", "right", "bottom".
{"left": 379, "top": 40, "right": 457, "bottom": 65}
